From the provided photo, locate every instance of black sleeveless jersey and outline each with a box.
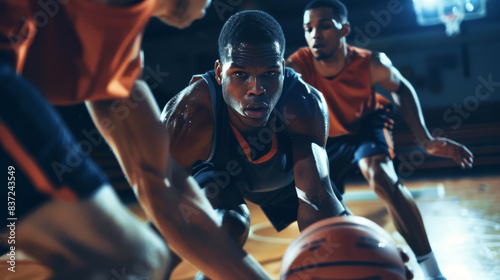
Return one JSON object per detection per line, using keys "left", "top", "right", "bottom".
{"left": 192, "top": 68, "right": 302, "bottom": 203}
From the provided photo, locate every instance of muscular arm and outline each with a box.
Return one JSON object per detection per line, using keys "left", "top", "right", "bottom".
{"left": 85, "top": 80, "right": 271, "bottom": 280}
{"left": 284, "top": 80, "right": 346, "bottom": 231}
{"left": 161, "top": 79, "right": 214, "bottom": 171}
{"left": 371, "top": 52, "right": 473, "bottom": 168}
{"left": 371, "top": 52, "right": 432, "bottom": 144}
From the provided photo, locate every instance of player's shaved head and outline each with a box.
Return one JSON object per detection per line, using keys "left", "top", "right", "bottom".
{"left": 218, "top": 10, "right": 286, "bottom": 63}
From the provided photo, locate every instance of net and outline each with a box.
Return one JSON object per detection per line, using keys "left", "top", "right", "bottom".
{"left": 440, "top": 12, "right": 465, "bottom": 36}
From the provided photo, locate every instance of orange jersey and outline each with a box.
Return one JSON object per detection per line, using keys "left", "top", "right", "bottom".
{"left": 290, "top": 45, "right": 390, "bottom": 137}
{"left": 0, "top": 0, "right": 156, "bottom": 105}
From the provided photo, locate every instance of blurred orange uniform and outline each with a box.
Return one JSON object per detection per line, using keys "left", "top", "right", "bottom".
{"left": 0, "top": 0, "right": 155, "bottom": 104}
{"left": 290, "top": 45, "right": 391, "bottom": 137}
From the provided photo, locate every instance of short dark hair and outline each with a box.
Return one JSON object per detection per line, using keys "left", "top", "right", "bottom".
{"left": 218, "top": 10, "right": 286, "bottom": 62}
{"left": 304, "top": 0, "right": 348, "bottom": 23}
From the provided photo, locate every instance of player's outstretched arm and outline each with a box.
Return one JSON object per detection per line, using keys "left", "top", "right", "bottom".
{"left": 85, "top": 80, "right": 272, "bottom": 280}
{"left": 371, "top": 53, "right": 473, "bottom": 169}
{"left": 284, "top": 80, "right": 346, "bottom": 231}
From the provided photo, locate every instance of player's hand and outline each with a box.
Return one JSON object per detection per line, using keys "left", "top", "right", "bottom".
{"left": 423, "top": 137, "right": 474, "bottom": 169}
{"left": 398, "top": 248, "right": 414, "bottom": 280}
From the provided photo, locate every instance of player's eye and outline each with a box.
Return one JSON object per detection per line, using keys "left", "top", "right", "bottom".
{"left": 265, "top": 71, "right": 279, "bottom": 77}
{"left": 234, "top": 71, "right": 248, "bottom": 78}
{"left": 321, "top": 24, "right": 332, "bottom": 30}
{"left": 304, "top": 27, "right": 313, "bottom": 33}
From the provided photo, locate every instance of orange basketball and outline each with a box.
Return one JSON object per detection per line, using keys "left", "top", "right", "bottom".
{"left": 280, "top": 216, "right": 406, "bottom": 280}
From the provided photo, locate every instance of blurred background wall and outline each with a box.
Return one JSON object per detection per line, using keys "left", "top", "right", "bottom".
{"left": 57, "top": 0, "right": 500, "bottom": 199}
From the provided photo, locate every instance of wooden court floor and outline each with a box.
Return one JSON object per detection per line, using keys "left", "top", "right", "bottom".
{"left": 1, "top": 175, "right": 499, "bottom": 280}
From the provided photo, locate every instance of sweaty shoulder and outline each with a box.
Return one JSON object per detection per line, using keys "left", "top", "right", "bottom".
{"left": 369, "top": 51, "right": 397, "bottom": 87}
{"left": 281, "top": 69, "right": 329, "bottom": 145}
{"left": 161, "top": 77, "right": 214, "bottom": 169}
{"left": 370, "top": 51, "right": 393, "bottom": 69}
{"left": 161, "top": 77, "right": 212, "bottom": 124}
{"left": 348, "top": 45, "right": 372, "bottom": 58}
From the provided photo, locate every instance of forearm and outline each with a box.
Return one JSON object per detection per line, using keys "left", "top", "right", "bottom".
{"left": 136, "top": 165, "right": 271, "bottom": 280}
{"left": 111, "top": 134, "right": 271, "bottom": 279}
{"left": 296, "top": 194, "right": 345, "bottom": 231}
{"left": 294, "top": 143, "right": 345, "bottom": 231}
{"left": 85, "top": 83, "right": 271, "bottom": 279}
{"left": 396, "top": 79, "right": 433, "bottom": 145}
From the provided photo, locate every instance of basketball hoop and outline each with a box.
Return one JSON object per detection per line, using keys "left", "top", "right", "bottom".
{"left": 413, "top": 0, "right": 487, "bottom": 37}
{"left": 440, "top": 12, "right": 464, "bottom": 36}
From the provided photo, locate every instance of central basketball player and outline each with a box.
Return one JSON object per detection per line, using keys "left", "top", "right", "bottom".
{"left": 162, "top": 10, "right": 347, "bottom": 278}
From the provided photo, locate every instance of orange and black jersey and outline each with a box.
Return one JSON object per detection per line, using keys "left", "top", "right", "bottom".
{"left": 193, "top": 68, "right": 298, "bottom": 195}
{"left": 191, "top": 68, "right": 343, "bottom": 231}
{"left": 0, "top": 0, "right": 155, "bottom": 105}
{"left": 0, "top": 64, "right": 107, "bottom": 225}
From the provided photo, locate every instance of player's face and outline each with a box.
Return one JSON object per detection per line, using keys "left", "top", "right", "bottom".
{"left": 155, "top": 0, "right": 211, "bottom": 29}
{"left": 216, "top": 42, "right": 284, "bottom": 132}
{"left": 303, "top": 8, "right": 348, "bottom": 61}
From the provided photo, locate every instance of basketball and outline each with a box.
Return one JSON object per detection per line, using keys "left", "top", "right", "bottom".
{"left": 280, "top": 216, "right": 406, "bottom": 280}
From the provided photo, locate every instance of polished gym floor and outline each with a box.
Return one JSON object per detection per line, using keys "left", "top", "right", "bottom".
{"left": 1, "top": 175, "right": 499, "bottom": 280}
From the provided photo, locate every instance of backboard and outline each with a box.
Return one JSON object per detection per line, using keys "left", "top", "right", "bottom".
{"left": 413, "top": 0, "right": 488, "bottom": 36}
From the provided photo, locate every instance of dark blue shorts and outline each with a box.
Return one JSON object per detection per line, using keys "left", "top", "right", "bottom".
{"left": 0, "top": 63, "right": 107, "bottom": 229}
{"left": 192, "top": 161, "right": 343, "bottom": 232}
{"left": 326, "top": 109, "right": 394, "bottom": 194}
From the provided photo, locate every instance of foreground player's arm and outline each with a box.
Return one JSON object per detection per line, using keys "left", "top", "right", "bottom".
{"left": 85, "top": 80, "right": 272, "bottom": 280}
{"left": 284, "top": 80, "right": 346, "bottom": 231}
{"left": 371, "top": 53, "right": 473, "bottom": 169}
